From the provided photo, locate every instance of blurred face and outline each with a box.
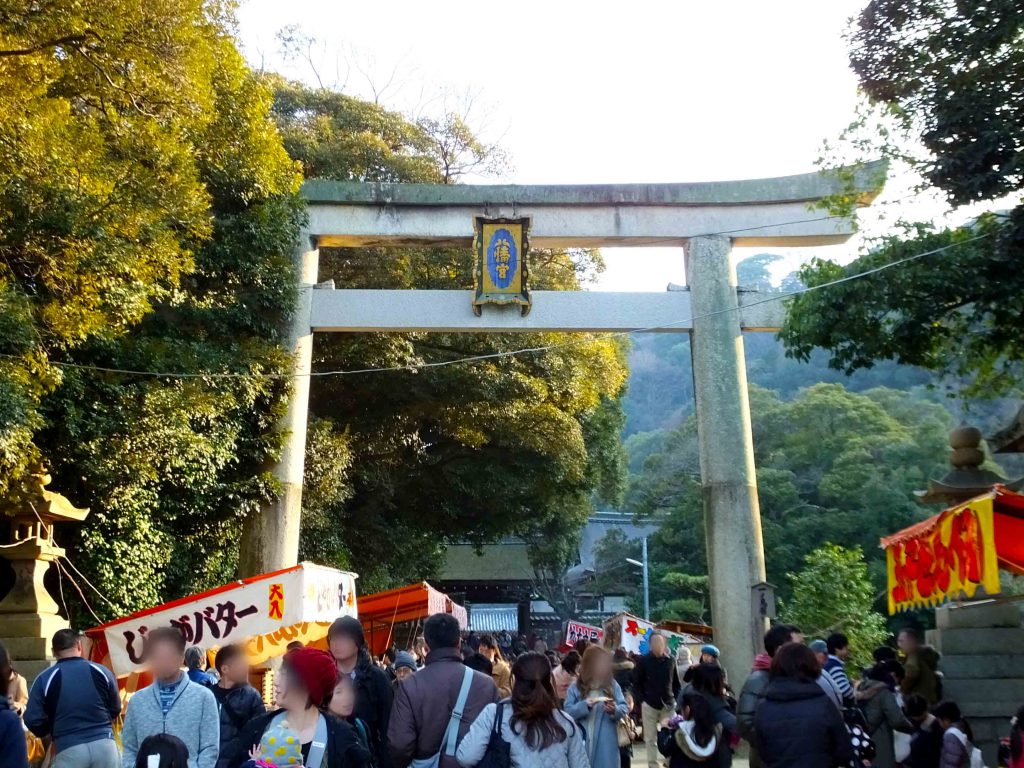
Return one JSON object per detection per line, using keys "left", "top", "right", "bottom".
{"left": 591, "top": 652, "right": 613, "bottom": 680}
{"left": 148, "top": 641, "right": 185, "bottom": 680}
{"left": 701, "top": 653, "right": 716, "bottom": 665}
{"left": 835, "top": 645, "right": 851, "bottom": 661}
{"left": 328, "top": 679, "right": 355, "bottom": 718}
{"left": 898, "top": 631, "right": 918, "bottom": 654}
{"left": 814, "top": 651, "right": 827, "bottom": 667}
{"left": 222, "top": 653, "right": 250, "bottom": 686}
{"left": 274, "top": 668, "right": 310, "bottom": 711}
{"left": 395, "top": 666, "right": 414, "bottom": 682}
{"left": 649, "top": 635, "right": 667, "bottom": 657}
{"left": 330, "top": 634, "right": 358, "bottom": 664}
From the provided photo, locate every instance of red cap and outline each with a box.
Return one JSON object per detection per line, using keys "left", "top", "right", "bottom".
{"left": 284, "top": 647, "right": 338, "bottom": 707}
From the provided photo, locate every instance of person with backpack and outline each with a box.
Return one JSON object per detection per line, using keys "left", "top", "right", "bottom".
{"left": 934, "top": 701, "right": 982, "bottom": 768}
{"left": 330, "top": 617, "right": 395, "bottom": 768}
{"left": 456, "top": 652, "right": 587, "bottom": 768}
{"left": 210, "top": 644, "right": 265, "bottom": 768}
{"left": 227, "top": 647, "right": 370, "bottom": 768}
{"left": 658, "top": 691, "right": 724, "bottom": 768}
{"left": 855, "top": 657, "right": 912, "bottom": 768}
{"left": 24, "top": 628, "right": 121, "bottom": 768}
{"left": 388, "top": 613, "right": 498, "bottom": 768}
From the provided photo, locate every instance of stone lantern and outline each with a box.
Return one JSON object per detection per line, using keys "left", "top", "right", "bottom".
{"left": 0, "top": 470, "right": 88, "bottom": 680}
{"left": 915, "top": 425, "right": 1018, "bottom": 505}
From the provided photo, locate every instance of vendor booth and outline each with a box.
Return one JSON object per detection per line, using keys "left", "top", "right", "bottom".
{"left": 881, "top": 486, "right": 1024, "bottom": 766}
{"left": 85, "top": 562, "right": 357, "bottom": 696}
{"left": 881, "top": 486, "right": 1024, "bottom": 614}
{"left": 358, "top": 582, "right": 467, "bottom": 656}
{"left": 601, "top": 612, "right": 705, "bottom": 657}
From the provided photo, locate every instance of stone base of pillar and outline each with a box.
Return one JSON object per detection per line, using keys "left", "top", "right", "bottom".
{"left": 928, "top": 601, "right": 1024, "bottom": 766}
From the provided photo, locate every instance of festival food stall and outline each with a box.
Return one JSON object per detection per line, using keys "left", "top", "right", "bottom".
{"left": 601, "top": 612, "right": 705, "bottom": 657}
{"left": 881, "top": 486, "right": 1024, "bottom": 614}
{"left": 84, "top": 562, "right": 358, "bottom": 698}
{"left": 358, "top": 582, "right": 467, "bottom": 655}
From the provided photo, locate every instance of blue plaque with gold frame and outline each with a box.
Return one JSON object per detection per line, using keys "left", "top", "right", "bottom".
{"left": 472, "top": 216, "right": 531, "bottom": 316}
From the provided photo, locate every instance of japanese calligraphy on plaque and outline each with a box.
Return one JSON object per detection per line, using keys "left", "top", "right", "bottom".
{"left": 472, "top": 216, "right": 531, "bottom": 316}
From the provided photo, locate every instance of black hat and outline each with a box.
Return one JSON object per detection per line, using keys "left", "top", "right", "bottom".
{"left": 328, "top": 616, "right": 365, "bottom": 648}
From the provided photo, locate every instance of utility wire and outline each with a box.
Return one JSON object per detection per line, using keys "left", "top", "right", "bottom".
{"left": 0, "top": 227, "right": 990, "bottom": 381}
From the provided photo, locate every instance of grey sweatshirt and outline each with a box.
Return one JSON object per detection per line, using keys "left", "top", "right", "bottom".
{"left": 121, "top": 673, "right": 220, "bottom": 768}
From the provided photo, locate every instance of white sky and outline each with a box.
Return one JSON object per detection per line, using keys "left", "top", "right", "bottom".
{"left": 236, "top": 0, "right": 938, "bottom": 291}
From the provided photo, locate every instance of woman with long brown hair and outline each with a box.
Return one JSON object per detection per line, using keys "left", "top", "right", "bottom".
{"left": 565, "top": 646, "right": 630, "bottom": 768}
{"left": 457, "top": 652, "right": 587, "bottom": 768}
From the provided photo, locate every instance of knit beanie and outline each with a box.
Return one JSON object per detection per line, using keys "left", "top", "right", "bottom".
{"left": 284, "top": 647, "right": 338, "bottom": 708}
{"left": 701, "top": 644, "right": 720, "bottom": 658}
{"left": 394, "top": 651, "right": 418, "bottom": 673}
{"left": 328, "top": 616, "right": 366, "bottom": 649}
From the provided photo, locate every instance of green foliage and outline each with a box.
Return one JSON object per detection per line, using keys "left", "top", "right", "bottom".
{"left": 782, "top": 216, "right": 1023, "bottom": 397}
{"left": 783, "top": 0, "right": 1024, "bottom": 396}
{"left": 0, "top": 3, "right": 304, "bottom": 617}
{"left": 785, "top": 544, "right": 888, "bottom": 671}
{"left": 623, "top": 382, "right": 952, "bottom": 623}
{"left": 269, "top": 79, "right": 629, "bottom": 591}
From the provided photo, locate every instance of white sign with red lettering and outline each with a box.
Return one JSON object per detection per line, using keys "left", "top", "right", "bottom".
{"left": 565, "top": 620, "right": 604, "bottom": 647}
{"left": 91, "top": 562, "right": 357, "bottom": 675}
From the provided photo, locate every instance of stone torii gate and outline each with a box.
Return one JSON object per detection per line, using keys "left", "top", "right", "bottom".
{"left": 238, "top": 165, "right": 882, "bottom": 677}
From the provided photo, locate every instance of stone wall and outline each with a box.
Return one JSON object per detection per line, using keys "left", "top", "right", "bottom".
{"left": 927, "top": 601, "right": 1024, "bottom": 765}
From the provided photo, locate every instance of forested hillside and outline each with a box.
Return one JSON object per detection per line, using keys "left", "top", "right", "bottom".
{"left": 610, "top": 253, "right": 1023, "bottom": 623}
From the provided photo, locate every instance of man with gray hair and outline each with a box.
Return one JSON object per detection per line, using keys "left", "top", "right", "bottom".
{"left": 632, "top": 634, "right": 678, "bottom": 768}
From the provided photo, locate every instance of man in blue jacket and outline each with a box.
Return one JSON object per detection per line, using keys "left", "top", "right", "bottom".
{"left": 24, "top": 628, "right": 121, "bottom": 767}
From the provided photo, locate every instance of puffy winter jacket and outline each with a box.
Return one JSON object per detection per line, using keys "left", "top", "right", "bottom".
{"left": 210, "top": 683, "right": 266, "bottom": 768}
{"left": 855, "top": 679, "right": 912, "bottom": 768}
{"left": 753, "top": 679, "right": 853, "bottom": 768}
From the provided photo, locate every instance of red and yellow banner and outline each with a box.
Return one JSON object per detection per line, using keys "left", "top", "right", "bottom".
{"left": 884, "top": 496, "right": 1001, "bottom": 614}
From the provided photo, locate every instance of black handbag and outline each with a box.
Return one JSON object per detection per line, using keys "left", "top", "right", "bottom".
{"left": 476, "top": 702, "right": 512, "bottom": 768}
{"left": 843, "top": 706, "right": 877, "bottom": 766}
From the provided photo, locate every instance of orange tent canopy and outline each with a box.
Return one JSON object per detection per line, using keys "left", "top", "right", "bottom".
{"left": 359, "top": 582, "right": 468, "bottom": 655}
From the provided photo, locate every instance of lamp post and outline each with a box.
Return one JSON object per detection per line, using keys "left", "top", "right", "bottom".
{"left": 626, "top": 536, "right": 650, "bottom": 621}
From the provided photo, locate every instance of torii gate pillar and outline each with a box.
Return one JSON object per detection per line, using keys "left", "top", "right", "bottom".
{"left": 238, "top": 235, "right": 319, "bottom": 578}
{"left": 686, "top": 234, "right": 767, "bottom": 678}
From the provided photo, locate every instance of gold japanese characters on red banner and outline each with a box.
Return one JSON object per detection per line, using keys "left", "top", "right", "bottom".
{"left": 884, "top": 496, "right": 1001, "bottom": 614}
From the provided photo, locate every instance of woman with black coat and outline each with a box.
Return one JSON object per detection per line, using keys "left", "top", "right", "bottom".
{"left": 682, "top": 664, "right": 735, "bottom": 767}
{"left": 225, "top": 647, "right": 371, "bottom": 768}
{"left": 753, "top": 643, "right": 853, "bottom": 768}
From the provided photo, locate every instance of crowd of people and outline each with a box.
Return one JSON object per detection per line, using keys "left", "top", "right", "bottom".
{"left": 2, "top": 617, "right": 1024, "bottom": 768}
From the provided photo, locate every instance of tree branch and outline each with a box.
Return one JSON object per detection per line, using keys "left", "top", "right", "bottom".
{"left": 0, "top": 30, "right": 100, "bottom": 57}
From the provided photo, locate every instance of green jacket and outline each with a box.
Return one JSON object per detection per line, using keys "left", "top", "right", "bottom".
{"left": 900, "top": 646, "right": 941, "bottom": 705}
